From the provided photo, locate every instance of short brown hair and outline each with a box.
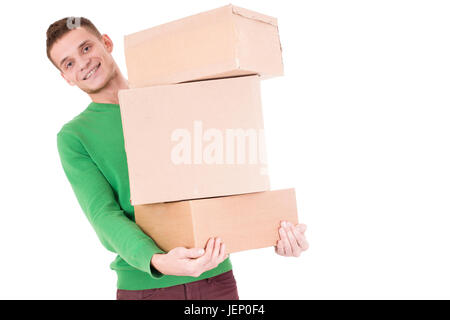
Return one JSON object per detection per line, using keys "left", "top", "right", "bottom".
{"left": 46, "top": 17, "right": 102, "bottom": 68}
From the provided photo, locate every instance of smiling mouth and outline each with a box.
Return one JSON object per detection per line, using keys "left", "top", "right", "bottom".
{"left": 83, "top": 63, "right": 101, "bottom": 80}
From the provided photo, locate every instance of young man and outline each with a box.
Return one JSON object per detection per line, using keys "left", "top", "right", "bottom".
{"left": 48, "top": 17, "right": 309, "bottom": 300}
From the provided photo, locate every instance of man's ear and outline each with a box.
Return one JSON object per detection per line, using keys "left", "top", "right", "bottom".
{"left": 61, "top": 71, "right": 75, "bottom": 86}
{"left": 101, "top": 34, "right": 113, "bottom": 53}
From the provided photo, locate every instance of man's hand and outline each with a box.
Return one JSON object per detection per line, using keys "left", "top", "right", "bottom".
{"left": 275, "top": 221, "right": 309, "bottom": 257}
{"left": 151, "top": 237, "right": 228, "bottom": 277}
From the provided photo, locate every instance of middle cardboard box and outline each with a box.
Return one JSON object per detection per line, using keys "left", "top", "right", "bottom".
{"left": 118, "top": 75, "right": 270, "bottom": 205}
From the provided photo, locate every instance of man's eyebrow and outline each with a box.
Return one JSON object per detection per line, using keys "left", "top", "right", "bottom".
{"left": 59, "top": 40, "right": 90, "bottom": 67}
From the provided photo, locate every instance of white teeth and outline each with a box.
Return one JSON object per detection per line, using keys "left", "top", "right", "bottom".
{"left": 85, "top": 64, "right": 99, "bottom": 80}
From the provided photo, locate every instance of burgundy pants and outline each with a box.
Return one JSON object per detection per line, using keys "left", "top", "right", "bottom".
{"left": 116, "top": 270, "right": 239, "bottom": 300}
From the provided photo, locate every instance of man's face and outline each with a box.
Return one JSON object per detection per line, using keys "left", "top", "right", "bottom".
{"left": 50, "top": 27, "right": 117, "bottom": 94}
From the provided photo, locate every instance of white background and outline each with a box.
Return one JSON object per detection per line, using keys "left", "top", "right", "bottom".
{"left": 0, "top": 0, "right": 449, "bottom": 299}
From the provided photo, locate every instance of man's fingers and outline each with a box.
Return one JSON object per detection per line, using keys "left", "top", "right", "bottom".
{"left": 279, "top": 225, "right": 293, "bottom": 256}
{"left": 210, "top": 238, "right": 226, "bottom": 268}
{"left": 212, "top": 238, "right": 222, "bottom": 259}
{"left": 204, "top": 237, "right": 215, "bottom": 257}
{"left": 299, "top": 236, "right": 309, "bottom": 251}
{"left": 276, "top": 221, "right": 309, "bottom": 257}
{"left": 290, "top": 223, "right": 309, "bottom": 251}
{"left": 196, "top": 237, "right": 214, "bottom": 265}
{"left": 285, "top": 223, "right": 302, "bottom": 257}
{"left": 182, "top": 247, "right": 205, "bottom": 259}
{"left": 198, "top": 237, "right": 223, "bottom": 268}
{"left": 217, "top": 242, "right": 227, "bottom": 263}
{"left": 275, "top": 240, "right": 286, "bottom": 256}
{"left": 219, "top": 242, "right": 227, "bottom": 259}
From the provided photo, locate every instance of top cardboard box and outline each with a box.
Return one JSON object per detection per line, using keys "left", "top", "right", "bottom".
{"left": 124, "top": 4, "right": 284, "bottom": 88}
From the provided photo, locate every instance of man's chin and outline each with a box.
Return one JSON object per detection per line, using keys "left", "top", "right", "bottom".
{"left": 79, "top": 80, "right": 109, "bottom": 94}
{"left": 82, "top": 85, "right": 105, "bottom": 94}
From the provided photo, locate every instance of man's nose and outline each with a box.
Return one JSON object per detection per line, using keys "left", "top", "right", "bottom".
{"left": 79, "top": 57, "right": 90, "bottom": 71}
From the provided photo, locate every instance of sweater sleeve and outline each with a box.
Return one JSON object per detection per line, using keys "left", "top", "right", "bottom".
{"left": 57, "top": 130, "right": 165, "bottom": 279}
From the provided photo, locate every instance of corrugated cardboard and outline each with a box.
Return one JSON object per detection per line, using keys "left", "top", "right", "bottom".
{"left": 124, "top": 4, "right": 284, "bottom": 88}
{"left": 134, "top": 189, "right": 298, "bottom": 254}
{"left": 118, "top": 75, "right": 270, "bottom": 205}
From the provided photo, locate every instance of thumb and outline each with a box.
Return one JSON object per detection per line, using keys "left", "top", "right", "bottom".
{"left": 179, "top": 247, "right": 205, "bottom": 259}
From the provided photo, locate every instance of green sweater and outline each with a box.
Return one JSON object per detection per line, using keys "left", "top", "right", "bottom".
{"left": 57, "top": 101, "right": 232, "bottom": 290}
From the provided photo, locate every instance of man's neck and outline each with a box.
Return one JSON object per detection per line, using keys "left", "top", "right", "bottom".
{"left": 88, "top": 68, "right": 129, "bottom": 105}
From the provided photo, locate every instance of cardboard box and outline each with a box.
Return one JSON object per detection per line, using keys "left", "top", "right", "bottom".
{"left": 134, "top": 189, "right": 298, "bottom": 254}
{"left": 118, "top": 75, "right": 270, "bottom": 205}
{"left": 124, "top": 4, "right": 284, "bottom": 88}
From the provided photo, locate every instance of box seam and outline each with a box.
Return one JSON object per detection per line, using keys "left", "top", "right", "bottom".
{"left": 231, "top": 5, "right": 278, "bottom": 26}
{"left": 189, "top": 201, "right": 199, "bottom": 248}
{"left": 229, "top": 5, "right": 241, "bottom": 70}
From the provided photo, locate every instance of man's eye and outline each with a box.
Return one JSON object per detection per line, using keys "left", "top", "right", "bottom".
{"left": 83, "top": 46, "right": 90, "bottom": 53}
{"left": 66, "top": 62, "right": 73, "bottom": 69}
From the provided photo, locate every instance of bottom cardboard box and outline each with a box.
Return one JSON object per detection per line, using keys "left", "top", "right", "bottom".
{"left": 134, "top": 188, "right": 298, "bottom": 254}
